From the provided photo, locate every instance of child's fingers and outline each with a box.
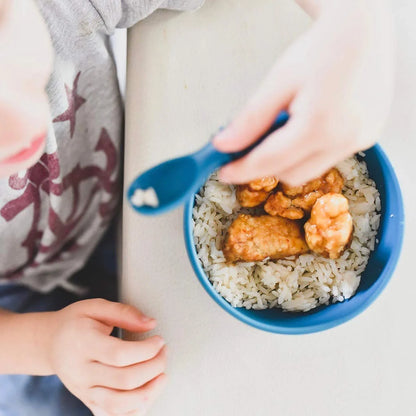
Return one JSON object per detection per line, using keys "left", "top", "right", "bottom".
{"left": 89, "top": 346, "right": 167, "bottom": 391}
{"left": 278, "top": 149, "right": 350, "bottom": 187}
{"left": 90, "top": 373, "right": 167, "bottom": 415}
{"left": 213, "top": 63, "right": 295, "bottom": 153}
{"left": 96, "top": 346, "right": 166, "bottom": 389}
{"left": 81, "top": 299, "right": 157, "bottom": 333}
{"left": 218, "top": 120, "right": 315, "bottom": 184}
{"left": 93, "top": 335, "right": 165, "bottom": 368}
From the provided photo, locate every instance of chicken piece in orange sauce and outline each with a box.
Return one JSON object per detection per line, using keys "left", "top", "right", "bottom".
{"left": 265, "top": 168, "right": 344, "bottom": 219}
{"left": 223, "top": 214, "right": 309, "bottom": 262}
{"left": 264, "top": 192, "right": 304, "bottom": 220}
{"left": 304, "top": 193, "right": 353, "bottom": 259}
{"left": 236, "top": 176, "right": 278, "bottom": 208}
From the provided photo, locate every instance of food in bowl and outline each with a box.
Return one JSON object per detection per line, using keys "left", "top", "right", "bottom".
{"left": 236, "top": 176, "right": 278, "bottom": 207}
{"left": 304, "top": 192, "right": 353, "bottom": 259}
{"left": 263, "top": 168, "right": 344, "bottom": 219}
{"left": 223, "top": 214, "right": 310, "bottom": 262}
{"left": 192, "top": 156, "right": 381, "bottom": 312}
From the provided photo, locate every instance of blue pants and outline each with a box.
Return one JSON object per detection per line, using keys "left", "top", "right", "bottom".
{"left": 0, "top": 226, "right": 118, "bottom": 416}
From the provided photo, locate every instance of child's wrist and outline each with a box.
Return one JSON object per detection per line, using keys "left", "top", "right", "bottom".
{"left": 295, "top": 0, "right": 391, "bottom": 20}
{"left": 316, "top": 0, "right": 393, "bottom": 44}
{"left": 31, "top": 311, "right": 61, "bottom": 376}
{"left": 317, "top": 0, "right": 391, "bottom": 18}
{"left": 5, "top": 311, "right": 59, "bottom": 375}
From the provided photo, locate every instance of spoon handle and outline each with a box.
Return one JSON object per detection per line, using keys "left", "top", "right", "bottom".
{"left": 193, "top": 110, "right": 289, "bottom": 172}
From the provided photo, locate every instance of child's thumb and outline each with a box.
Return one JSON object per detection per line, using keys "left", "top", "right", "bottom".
{"left": 213, "top": 65, "right": 294, "bottom": 153}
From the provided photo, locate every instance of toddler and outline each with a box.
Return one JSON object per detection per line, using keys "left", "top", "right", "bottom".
{"left": 0, "top": 0, "right": 393, "bottom": 415}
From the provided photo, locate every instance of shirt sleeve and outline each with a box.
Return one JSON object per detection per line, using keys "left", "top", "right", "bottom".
{"left": 89, "top": 0, "right": 205, "bottom": 34}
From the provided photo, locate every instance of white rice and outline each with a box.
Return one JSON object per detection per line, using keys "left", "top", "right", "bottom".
{"left": 192, "top": 156, "right": 381, "bottom": 312}
{"left": 131, "top": 187, "right": 159, "bottom": 207}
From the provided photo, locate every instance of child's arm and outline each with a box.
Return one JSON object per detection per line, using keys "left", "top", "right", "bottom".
{"left": 0, "top": 0, "right": 53, "bottom": 178}
{"left": 0, "top": 307, "right": 56, "bottom": 375}
{"left": 0, "top": 300, "right": 167, "bottom": 415}
{"left": 214, "top": 0, "right": 394, "bottom": 186}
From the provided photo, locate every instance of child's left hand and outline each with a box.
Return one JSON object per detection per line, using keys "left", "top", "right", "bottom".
{"left": 47, "top": 299, "right": 167, "bottom": 416}
{"left": 213, "top": 0, "right": 394, "bottom": 186}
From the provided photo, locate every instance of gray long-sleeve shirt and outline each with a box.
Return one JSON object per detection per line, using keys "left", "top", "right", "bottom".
{"left": 0, "top": 0, "right": 204, "bottom": 293}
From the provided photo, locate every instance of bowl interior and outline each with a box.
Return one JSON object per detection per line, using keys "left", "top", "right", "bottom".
{"left": 184, "top": 145, "right": 404, "bottom": 334}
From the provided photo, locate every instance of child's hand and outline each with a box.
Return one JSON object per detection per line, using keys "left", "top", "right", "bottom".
{"left": 48, "top": 299, "right": 167, "bottom": 416}
{"left": 214, "top": 0, "right": 394, "bottom": 186}
{"left": 0, "top": 0, "right": 53, "bottom": 178}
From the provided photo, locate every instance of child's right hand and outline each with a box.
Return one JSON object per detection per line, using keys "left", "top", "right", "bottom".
{"left": 48, "top": 299, "right": 167, "bottom": 416}
{"left": 0, "top": 0, "right": 53, "bottom": 178}
{"left": 213, "top": 0, "right": 394, "bottom": 187}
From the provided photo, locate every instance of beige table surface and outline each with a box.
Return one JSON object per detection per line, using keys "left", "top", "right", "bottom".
{"left": 122, "top": 1, "right": 416, "bottom": 415}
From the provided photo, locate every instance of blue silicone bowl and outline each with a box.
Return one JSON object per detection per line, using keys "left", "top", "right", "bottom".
{"left": 184, "top": 144, "right": 405, "bottom": 334}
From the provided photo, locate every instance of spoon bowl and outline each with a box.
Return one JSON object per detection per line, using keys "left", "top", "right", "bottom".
{"left": 128, "top": 156, "right": 199, "bottom": 215}
{"left": 127, "top": 111, "right": 289, "bottom": 215}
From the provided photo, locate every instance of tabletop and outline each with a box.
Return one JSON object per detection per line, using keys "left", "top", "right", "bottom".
{"left": 122, "top": 1, "right": 416, "bottom": 415}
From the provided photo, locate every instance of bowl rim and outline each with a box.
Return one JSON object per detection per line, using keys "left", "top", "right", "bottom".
{"left": 183, "top": 144, "right": 405, "bottom": 334}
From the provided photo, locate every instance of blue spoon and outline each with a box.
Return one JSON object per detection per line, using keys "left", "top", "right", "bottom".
{"left": 127, "top": 111, "right": 289, "bottom": 215}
